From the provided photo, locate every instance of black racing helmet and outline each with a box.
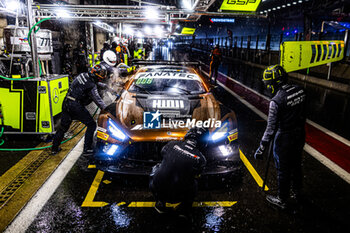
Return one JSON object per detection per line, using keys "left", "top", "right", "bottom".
{"left": 262, "top": 65, "right": 287, "bottom": 93}
{"left": 185, "top": 127, "right": 208, "bottom": 143}
{"left": 89, "top": 62, "right": 112, "bottom": 82}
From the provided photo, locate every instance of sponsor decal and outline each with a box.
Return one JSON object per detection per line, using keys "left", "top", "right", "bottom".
{"left": 153, "top": 99, "right": 184, "bottom": 109}
{"left": 136, "top": 72, "right": 199, "bottom": 80}
{"left": 97, "top": 126, "right": 107, "bottom": 133}
{"left": 140, "top": 111, "right": 221, "bottom": 130}
{"left": 97, "top": 131, "right": 109, "bottom": 141}
{"left": 220, "top": 0, "right": 261, "bottom": 12}
{"left": 143, "top": 110, "right": 162, "bottom": 129}
{"left": 227, "top": 132, "right": 238, "bottom": 142}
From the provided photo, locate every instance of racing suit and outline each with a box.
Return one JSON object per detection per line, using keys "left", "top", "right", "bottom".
{"left": 52, "top": 73, "right": 107, "bottom": 152}
{"left": 260, "top": 84, "right": 306, "bottom": 200}
{"left": 149, "top": 139, "right": 207, "bottom": 210}
{"left": 209, "top": 47, "right": 222, "bottom": 85}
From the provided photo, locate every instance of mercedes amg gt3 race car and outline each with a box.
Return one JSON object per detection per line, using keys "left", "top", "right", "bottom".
{"left": 94, "top": 63, "right": 241, "bottom": 176}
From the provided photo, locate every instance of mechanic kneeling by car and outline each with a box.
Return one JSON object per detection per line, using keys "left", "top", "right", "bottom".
{"left": 149, "top": 127, "right": 207, "bottom": 219}
{"left": 51, "top": 62, "right": 114, "bottom": 156}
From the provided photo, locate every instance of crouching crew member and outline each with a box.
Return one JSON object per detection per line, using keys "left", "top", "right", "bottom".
{"left": 149, "top": 127, "right": 207, "bottom": 218}
{"left": 51, "top": 63, "right": 113, "bottom": 155}
{"left": 254, "top": 65, "right": 307, "bottom": 209}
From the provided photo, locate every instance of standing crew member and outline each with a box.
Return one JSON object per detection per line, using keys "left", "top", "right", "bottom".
{"left": 100, "top": 42, "right": 110, "bottom": 61}
{"left": 254, "top": 65, "right": 306, "bottom": 209}
{"left": 209, "top": 44, "right": 222, "bottom": 85}
{"left": 73, "top": 41, "right": 88, "bottom": 74}
{"left": 149, "top": 128, "right": 207, "bottom": 218}
{"left": 51, "top": 63, "right": 113, "bottom": 155}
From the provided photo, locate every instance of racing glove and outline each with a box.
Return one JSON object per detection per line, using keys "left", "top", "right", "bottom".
{"left": 254, "top": 141, "right": 269, "bottom": 160}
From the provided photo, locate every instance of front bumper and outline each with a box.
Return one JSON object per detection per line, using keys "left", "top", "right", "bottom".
{"left": 94, "top": 140, "right": 242, "bottom": 176}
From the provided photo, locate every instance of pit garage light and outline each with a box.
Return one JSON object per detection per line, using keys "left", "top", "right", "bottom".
{"left": 107, "top": 119, "right": 126, "bottom": 141}
{"left": 56, "top": 9, "right": 70, "bottom": 18}
{"left": 282, "top": 5, "right": 286, "bottom": 8}
{"left": 293, "top": 2, "right": 297, "bottom": 5}
{"left": 136, "top": 31, "right": 143, "bottom": 38}
{"left": 298, "top": 0, "right": 302, "bottom": 3}
{"left": 144, "top": 26, "right": 152, "bottom": 35}
{"left": 287, "top": 3, "right": 291, "bottom": 6}
{"left": 5, "top": 0, "right": 20, "bottom": 11}
{"left": 182, "top": 0, "right": 193, "bottom": 10}
{"left": 210, "top": 18, "right": 235, "bottom": 23}
{"left": 145, "top": 7, "right": 159, "bottom": 20}
{"left": 154, "top": 26, "right": 163, "bottom": 35}
{"left": 124, "top": 26, "right": 134, "bottom": 36}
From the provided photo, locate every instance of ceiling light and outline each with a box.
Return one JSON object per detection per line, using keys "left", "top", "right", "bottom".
{"left": 56, "top": 9, "right": 70, "bottom": 18}
{"left": 282, "top": 5, "right": 286, "bottom": 7}
{"left": 145, "top": 7, "right": 158, "bottom": 20}
{"left": 298, "top": 0, "right": 302, "bottom": 3}
{"left": 268, "top": 9, "right": 271, "bottom": 11}
{"left": 287, "top": 3, "right": 291, "bottom": 6}
{"left": 136, "top": 31, "right": 143, "bottom": 38}
{"left": 272, "top": 8, "right": 276, "bottom": 10}
{"left": 5, "top": 0, "right": 20, "bottom": 12}
{"left": 182, "top": 0, "right": 193, "bottom": 10}
{"left": 277, "top": 6, "right": 281, "bottom": 9}
{"left": 293, "top": 2, "right": 297, "bottom": 4}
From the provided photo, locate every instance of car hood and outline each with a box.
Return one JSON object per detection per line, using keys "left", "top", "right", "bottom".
{"left": 108, "top": 91, "right": 221, "bottom": 141}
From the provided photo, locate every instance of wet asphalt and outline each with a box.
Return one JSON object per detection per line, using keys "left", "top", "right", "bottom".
{"left": 25, "top": 85, "right": 350, "bottom": 233}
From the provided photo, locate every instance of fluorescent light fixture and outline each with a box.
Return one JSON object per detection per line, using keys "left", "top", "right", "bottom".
{"left": 287, "top": 3, "right": 291, "bottom": 6}
{"left": 282, "top": 5, "right": 286, "bottom": 7}
{"left": 56, "top": 9, "right": 70, "bottom": 18}
{"left": 268, "top": 9, "right": 271, "bottom": 11}
{"left": 145, "top": 7, "right": 158, "bottom": 20}
{"left": 298, "top": 0, "right": 302, "bottom": 3}
{"left": 293, "top": 2, "right": 297, "bottom": 4}
{"left": 277, "top": 6, "right": 281, "bottom": 9}
{"left": 106, "top": 145, "right": 119, "bottom": 156}
{"left": 272, "top": 8, "right": 276, "bottom": 10}
{"left": 6, "top": 0, "right": 20, "bottom": 11}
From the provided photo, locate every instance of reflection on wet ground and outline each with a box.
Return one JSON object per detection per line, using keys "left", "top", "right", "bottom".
{"left": 26, "top": 83, "right": 350, "bottom": 233}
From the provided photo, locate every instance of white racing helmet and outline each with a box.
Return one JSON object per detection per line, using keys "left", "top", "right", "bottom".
{"left": 103, "top": 50, "right": 117, "bottom": 67}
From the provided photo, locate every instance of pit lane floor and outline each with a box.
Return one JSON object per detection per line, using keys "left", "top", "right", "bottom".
{"left": 1, "top": 85, "right": 349, "bottom": 233}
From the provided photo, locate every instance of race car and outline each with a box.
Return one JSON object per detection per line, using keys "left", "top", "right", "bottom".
{"left": 94, "top": 64, "right": 241, "bottom": 176}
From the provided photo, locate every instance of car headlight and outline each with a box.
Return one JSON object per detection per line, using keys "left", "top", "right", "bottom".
{"left": 108, "top": 118, "right": 127, "bottom": 141}
{"left": 103, "top": 144, "right": 119, "bottom": 156}
{"left": 211, "top": 122, "right": 229, "bottom": 141}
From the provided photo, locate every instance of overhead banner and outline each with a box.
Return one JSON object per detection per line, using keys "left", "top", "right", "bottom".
{"left": 181, "top": 27, "right": 196, "bottom": 35}
{"left": 220, "top": 0, "right": 261, "bottom": 12}
{"left": 280, "top": 41, "right": 345, "bottom": 72}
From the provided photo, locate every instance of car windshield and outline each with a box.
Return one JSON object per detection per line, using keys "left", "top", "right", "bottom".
{"left": 128, "top": 73, "right": 206, "bottom": 95}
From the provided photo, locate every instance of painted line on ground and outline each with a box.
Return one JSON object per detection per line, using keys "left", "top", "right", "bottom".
{"left": 239, "top": 150, "right": 269, "bottom": 191}
{"left": 124, "top": 201, "right": 237, "bottom": 208}
{"left": 5, "top": 137, "right": 85, "bottom": 233}
{"left": 81, "top": 170, "right": 108, "bottom": 207}
{"left": 202, "top": 69, "right": 350, "bottom": 184}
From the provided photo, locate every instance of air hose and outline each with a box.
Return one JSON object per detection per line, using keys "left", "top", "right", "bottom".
{"left": 0, "top": 17, "right": 51, "bottom": 81}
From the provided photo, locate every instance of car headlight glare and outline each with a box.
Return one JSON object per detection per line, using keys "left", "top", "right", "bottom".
{"left": 106, "top": 145, "right": 119, "bottom": 156}
{"left": 211, "top": 132, "right": 226, "bottom": 141}
{"left": 108, "top": 118, "right": 126, "bottom": 141}
{"left": 211, "top": 122, "right": 229, "bottom": 141}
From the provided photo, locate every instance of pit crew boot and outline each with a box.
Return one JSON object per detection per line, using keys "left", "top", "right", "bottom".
{"left": 266, "top": 195, "right": 287, "bottom": 210}
{"left": 51, "top": 147, "right": 62, "bottom": 156}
